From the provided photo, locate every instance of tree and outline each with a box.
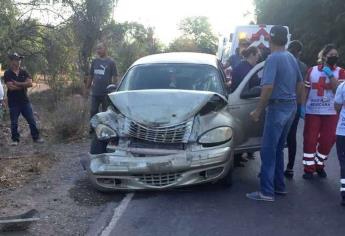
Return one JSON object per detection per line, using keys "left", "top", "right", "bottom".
{"left": 101, "top": 21, "right": 163, "bottom": 74}
{"left": 168, "top": 16, "right": 217, "bottom": 54}
{"left": 254, "top": 0, "right": 345, "bottom": 66}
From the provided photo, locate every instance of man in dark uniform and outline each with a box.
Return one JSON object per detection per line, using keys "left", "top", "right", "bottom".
{"left": 284, "top": 40, "right": 308, "bottom": 178}
{"left": 4, "top": 53, "right": 43, "bottom": 146}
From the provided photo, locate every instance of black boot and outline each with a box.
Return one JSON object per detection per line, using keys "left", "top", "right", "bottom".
{"left": 284, "top": 168, "right": 294, "bottom": 179}
{"left": 316, "top": 169, "right": 327, "bottom": 178}
{"left": 341, "top": 197, "right": 345, "bottom": 206}
{"left": 303, "top": 172, "right": 313, "bottom": 180}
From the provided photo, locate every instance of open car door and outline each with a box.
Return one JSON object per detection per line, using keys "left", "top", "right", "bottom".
{"left": 227, "top": 61, "right": 265, "bottom": 153}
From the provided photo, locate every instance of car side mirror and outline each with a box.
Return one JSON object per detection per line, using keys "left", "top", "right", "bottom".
{"left": 106, "top": 84, "right": 118, "bottom": 94}
{"left": 240, "top": 86, "right": 261, "bottom": 99}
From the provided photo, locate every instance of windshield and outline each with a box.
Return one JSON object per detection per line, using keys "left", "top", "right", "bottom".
{"left": 118, "top": 63, "right": 226, "bottom": 95}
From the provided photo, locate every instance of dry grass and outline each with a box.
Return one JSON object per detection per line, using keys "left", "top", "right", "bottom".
{"left": 0, "top": 153, "right": 56, "bottom": 189}
{"left": 49, "top": 94, "right": 89, "bottom": 141}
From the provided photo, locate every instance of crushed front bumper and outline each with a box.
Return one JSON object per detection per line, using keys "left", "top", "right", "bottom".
{"left": 85, "top": 146, "right": 233, "bottom": 190}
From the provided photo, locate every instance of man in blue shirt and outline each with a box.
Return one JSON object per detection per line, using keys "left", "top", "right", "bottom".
{"left": 246, "top": 26, "right": 304, "bottom": 201}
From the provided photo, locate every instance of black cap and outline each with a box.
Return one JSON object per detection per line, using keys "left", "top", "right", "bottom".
{"left": 270, "top": 26, "right": 288, "bottom": 46}
{"left": 8, "top": 52, "right": 24, "bottom": 61}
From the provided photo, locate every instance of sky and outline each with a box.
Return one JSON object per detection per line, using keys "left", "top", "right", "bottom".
{"left": 115, "top": 0, "right": 255, "bottom": 44}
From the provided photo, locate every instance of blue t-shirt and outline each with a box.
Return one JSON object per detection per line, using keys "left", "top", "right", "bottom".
{"left": 261, "top": 51, "right": 303, "bottom": 100}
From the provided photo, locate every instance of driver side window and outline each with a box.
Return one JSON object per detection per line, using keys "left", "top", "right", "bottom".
{"left": 241, "top": 69, "right": 263, "bottom": 99}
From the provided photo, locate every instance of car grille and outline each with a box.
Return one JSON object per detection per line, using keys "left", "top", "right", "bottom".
{"left": 124, "top": 119, "right": 193, "bottom": 143}
{"left": 134, "top": 172, "right": 182, "bottom": 187}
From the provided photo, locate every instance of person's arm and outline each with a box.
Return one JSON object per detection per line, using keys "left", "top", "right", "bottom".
{"left": 112, "top": 61, "right": 119, "bottom": 84}
{"left": 250, "top": 85, "right": 273, "bottom": 122}
{"left": 12, "top": 71, "right": 33, "bottom": 88}
{"left": 334, "top": 83, "right": 345, "bottom": 113}
{"left": 250, "top": 56, "right": 277, "bottom": 122}
{"left": 4, "top": 72, "right": 22, "bottom": 91}
{"left": 86, "top": 61, "right": 95, "bottom": 89}
{"left": 13, "top": 78, "right": 32, "bottom": 88}
{"left": 296, "top": 63, "right": 305, "bottom": 104}
{"left": 323, "top": 66, "right": 341, "bottom": 93}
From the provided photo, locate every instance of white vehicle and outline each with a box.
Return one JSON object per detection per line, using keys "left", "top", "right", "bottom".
{"left": 217, "top": 25, "right": 291, "bottom": 64}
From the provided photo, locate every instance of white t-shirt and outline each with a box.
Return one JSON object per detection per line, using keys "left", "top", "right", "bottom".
{"left": 0, "top": 79, "right": 4, "bottom": 101}
{"left": 335, "top": 82, "right": 345, "bottom": 136}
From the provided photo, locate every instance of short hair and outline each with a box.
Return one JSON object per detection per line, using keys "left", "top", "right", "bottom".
{"left": 270, "top": 25, "right": 288, "bottom": 46}
{"left": 288, "top": 40, "right": 303, "bottom": 54}
{"left": 241, "top": 46, "right": 259, "bottom": 59}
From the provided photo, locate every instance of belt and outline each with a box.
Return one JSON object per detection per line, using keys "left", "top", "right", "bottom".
{"left": 269, "top": 99, "right": 296, "bottom": 104}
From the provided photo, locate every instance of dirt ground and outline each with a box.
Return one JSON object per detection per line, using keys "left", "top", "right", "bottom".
{"left": 0, "top": 97, "right": 116, "bottom": 235}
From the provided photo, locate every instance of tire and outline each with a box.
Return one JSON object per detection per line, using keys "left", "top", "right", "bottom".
{"left": 90, "top": 134, "right": 108, "bottom": 154}
{"left": 220, "top": 151, "right": 234, "bottom": 187}
{"left": 89, "top": 178, "right": 115, "bottom": 193}
{"left": 220, "top": 168, "right": 233, "bottom": 187}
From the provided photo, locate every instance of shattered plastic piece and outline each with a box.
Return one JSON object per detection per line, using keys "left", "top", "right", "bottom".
{"left": 0, "top": 209, "right": 40, "bottom": 232}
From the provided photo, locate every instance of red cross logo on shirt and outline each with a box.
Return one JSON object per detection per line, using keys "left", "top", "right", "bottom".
{"left": 311, "top": 77, "right": 332, "bottom": 96}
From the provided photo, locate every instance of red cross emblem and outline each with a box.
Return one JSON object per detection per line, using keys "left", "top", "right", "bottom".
{"left": 311, "top": 77, "right": 332, "bottom": 96}
{"left": 250, "top": 28, "right": 271, "bottom": 42}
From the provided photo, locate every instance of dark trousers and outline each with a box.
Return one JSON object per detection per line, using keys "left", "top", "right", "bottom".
{"left": 90, "top": 95, "right": 108, "bottom": 118}
{"left": 336, "top": 135, "right": 345, "bottom": 197}
{"left": 286, "top": 112, "right": 300, "bottom": 169}
{"left": 9, "top": 103, "right": 40, "bottom": 142}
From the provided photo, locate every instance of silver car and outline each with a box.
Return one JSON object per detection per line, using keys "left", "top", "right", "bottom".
{"left": 84, "top": 52, "right": 265, "bottom": 191}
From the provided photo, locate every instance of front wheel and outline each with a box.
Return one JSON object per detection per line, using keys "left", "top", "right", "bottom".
{"left": 220, "top": 168, "right": 233, "bottom": 187}
{"left": 90, "top": 134, "right": 108, "bottom": 154}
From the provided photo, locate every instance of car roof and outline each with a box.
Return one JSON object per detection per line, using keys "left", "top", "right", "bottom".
{"left": 131, "top": 52, "right": 219, "bottom": 68}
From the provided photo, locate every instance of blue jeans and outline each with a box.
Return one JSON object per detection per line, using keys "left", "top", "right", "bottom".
{"left": 9, "top": 103, "right": 40, "bottom": 142}
{"left": 260, "top": 101, "right": 297, "bottom": 196}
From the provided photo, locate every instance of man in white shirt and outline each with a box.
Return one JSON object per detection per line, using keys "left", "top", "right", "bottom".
{"left": 335, "top": 81, "right": 345, "bottom": 206}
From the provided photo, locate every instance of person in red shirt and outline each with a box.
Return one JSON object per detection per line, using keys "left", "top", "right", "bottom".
{"left": 302, "top": 44, "right": 345, "bottom": 179}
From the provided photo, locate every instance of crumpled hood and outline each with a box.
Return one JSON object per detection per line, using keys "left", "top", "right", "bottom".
{"left": 109, "top": 89, "right": 226, "bottom": 126}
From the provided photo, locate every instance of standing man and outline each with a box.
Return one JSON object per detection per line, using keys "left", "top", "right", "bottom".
{"left": 4, "top": 53, "right": 43, "bottom": 146}
{"left": 284, "top": 40, "right": 308, "bottom": 178}
{"left": 335, "top": 81, "right": 345, "bottom": 206}
{"left": 86, "top": 43, "right": 118, "bottom": 122}
{"left": 246, "top": 26, "right": 304, "bottom": 201}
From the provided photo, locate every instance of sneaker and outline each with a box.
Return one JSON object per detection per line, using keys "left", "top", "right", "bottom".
{"left": 33, "top": 138, "right": 44, "bottom": 144}
{"left": 316, "top": 169, "right": 327, "bottom": 178}
{"left": 284, "top": 169, "right": 294, "bottom": 179}
{"left": 303, "top": 172, "right": 314, "bottom": 180}
{"left": 275, "top": 190, "right": 288, "bottom": 195}
{"left": 11, "top": 141, "right": 19, "bottom": 146}
{"left": 246, "top": 191, "right": 275, "bottom": 202}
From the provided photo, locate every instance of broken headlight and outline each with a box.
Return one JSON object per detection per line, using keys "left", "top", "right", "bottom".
{"left": 198, "top": 127, "right": 233, "bottom": 146}
{"left": 95, "top": 124, "right": 117, "bottom": 141}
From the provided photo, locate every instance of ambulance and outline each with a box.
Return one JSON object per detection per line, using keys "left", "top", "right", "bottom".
{"left": 217, "top": 25, "right": 291, "bottom": 64}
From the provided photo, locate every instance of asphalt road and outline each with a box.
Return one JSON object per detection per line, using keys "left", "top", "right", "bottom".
{"left": 89, "top": 121, "right": 345, "bottom": 236}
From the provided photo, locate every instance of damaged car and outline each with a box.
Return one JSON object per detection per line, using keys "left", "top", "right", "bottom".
{"left": 84, "top": 52, "right": 265, "bottom": 191}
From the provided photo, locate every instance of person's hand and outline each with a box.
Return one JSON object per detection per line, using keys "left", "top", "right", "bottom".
{"left": 299, "top": 105, "right": 306, "bottom": 119}
{"left": 323, "top": 66, "right": 334, "bottom": 79}
{"left": 250, "top": 109, "right": 261, "bottom": 122}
